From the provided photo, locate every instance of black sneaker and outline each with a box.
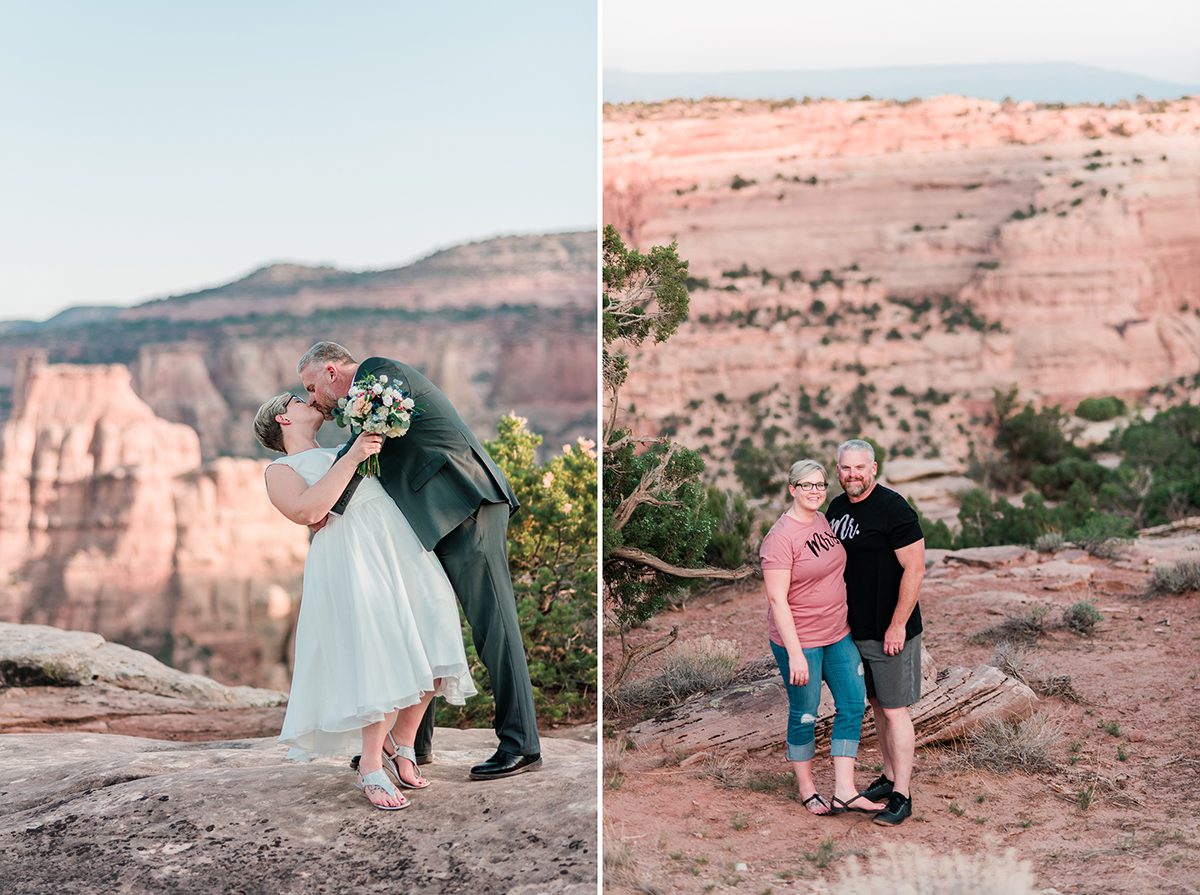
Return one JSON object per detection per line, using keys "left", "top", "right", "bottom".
{"left": 873, "top": 791, "right": 912, "bottom": 826}
{"left": 860, "top": 773, "right": 894, "bottom": 802}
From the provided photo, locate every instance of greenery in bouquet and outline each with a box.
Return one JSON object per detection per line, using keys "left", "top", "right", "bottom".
{"left": 332, "top": 372, "right": 416, "bottom": 476}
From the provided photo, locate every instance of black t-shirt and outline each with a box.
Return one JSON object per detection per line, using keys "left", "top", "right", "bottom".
{"left": 826, "top": 484, "right": 924, "bottom": 641}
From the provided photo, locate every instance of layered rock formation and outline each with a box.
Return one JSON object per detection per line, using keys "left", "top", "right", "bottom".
{"left": 604, "top": 98, "right": 1200, "bottom": 505}
{"left": 0, "top": 231, "right": 597, "bottom": 458}
{"left": 0, "top": 358, "right": 308, "bottom": 687}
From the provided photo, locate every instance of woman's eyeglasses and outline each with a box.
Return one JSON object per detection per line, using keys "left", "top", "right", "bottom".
{"left": 790, "top": 481, "right": 828, "bottom": 491}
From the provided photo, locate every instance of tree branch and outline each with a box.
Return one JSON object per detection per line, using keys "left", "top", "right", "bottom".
{"left": 608, "top": 546, "right": 758, "bottom": 581}
{"left": 611, "top": 442, "right": 680, "bottom": 530}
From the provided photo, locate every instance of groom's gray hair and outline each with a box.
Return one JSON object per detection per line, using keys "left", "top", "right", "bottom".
{"left": 837, "top": 439, "right": 876, "bottom": 461}
{"left": 297, "top": 341, "right": 357, "bottom": 375}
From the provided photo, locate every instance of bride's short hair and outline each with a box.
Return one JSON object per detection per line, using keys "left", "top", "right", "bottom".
{"left": 253, "top": 393, "right": 293, "bottom": 453}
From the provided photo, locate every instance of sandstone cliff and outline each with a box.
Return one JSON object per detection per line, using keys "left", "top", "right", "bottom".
{"left": 604, "top": 97, "right": 1200, "bottom": 508}
{"left": 0, "top": 358, "right": 308, "bottom": 687}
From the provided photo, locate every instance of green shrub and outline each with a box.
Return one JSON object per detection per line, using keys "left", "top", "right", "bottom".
{"left": 1151, "top": 561, "right": 1200, "bottom": 594}
{"left": 910, "top": 499, "right": 955, "bottom": 549}
{"left": 440, "top": 415, "right": 596, "bottom": 728}
{"left": 1066, "top": 513, "right": 1134, "bottom": 557}
{"left": 991, "top": 388, "right": 1082, "bottom": 489}
{"left": 1075, "top": 395, "right": 1126, "bottom": 422}
{"left": 1114, "top": 404, "right": 1200, "bottom": 526}
{"left": 1063, "top": 600, "right": 1103, "bottom": 636}
{"left": 703, "top": 486, "right": 756, "bottom": 569}
{"left": 732, "top": 437, "right": 810, "bottom": 499}
{"left": 604, "top": 434, "right": 714, "bottom": 630}
{"left": 1029, "top": 457, "right": 1110, "bottom": 500}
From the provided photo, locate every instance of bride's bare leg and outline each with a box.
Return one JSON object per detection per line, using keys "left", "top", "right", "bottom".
{"left": 360, "top": 711, "right": 405, "bottom": 808}
{"left": 387, "top": 682, "right": 440, "bottom": 786}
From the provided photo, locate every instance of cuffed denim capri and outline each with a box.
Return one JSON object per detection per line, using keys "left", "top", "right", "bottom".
{"left": 769, "top": 633, "right": 867, "bottom": 762}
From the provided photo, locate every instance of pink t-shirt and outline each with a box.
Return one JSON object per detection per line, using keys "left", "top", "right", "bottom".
{"left": 759, "top": 512, "right": 851, "bottom": 648}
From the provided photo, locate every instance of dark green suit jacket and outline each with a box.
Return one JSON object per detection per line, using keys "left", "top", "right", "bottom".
{"left": 332, "top": 357, "right": 519, "bottom": 550}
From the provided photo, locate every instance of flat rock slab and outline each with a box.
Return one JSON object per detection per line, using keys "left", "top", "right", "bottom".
{"left": 1010, "top": 561, "right": 1096, "bottom": 589}
{"left": 0, "top": 622, "right": 285, "bottom": 705}
{"left": 955, "top": 589, "right": 1050, "bottom": 616}
{"left": 944, "top": 546, "right": 1031, "bottom": 567}
{"left": 0, "top": 727, "right": 596, "bottom": 895}
{"left": 884, "top": 458, "right": 963, "bottom": 483}
{"left": 0, "top": 622, "right": 287, "bottom": 741}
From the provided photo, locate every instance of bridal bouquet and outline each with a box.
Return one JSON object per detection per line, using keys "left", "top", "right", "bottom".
{"left": 332, "top": 373, "right": 416, "bottom": 477}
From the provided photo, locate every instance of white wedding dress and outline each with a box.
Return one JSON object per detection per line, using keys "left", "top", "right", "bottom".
{"left": 273, "top": 447, "right": 476, "bottom": 760}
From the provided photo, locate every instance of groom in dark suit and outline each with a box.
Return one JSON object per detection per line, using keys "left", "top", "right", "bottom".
{"left": 298, "top": 341, "right": 542, "bottom": 780}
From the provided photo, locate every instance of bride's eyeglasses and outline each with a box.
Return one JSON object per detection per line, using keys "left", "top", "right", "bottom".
{"left": 790, "top": 481, "right": 828, "bottom": 491}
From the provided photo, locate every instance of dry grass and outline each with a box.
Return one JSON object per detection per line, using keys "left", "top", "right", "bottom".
{"left": 991, "top": 640, "right": 1032, "bottom": 680}
{"left": 970, "top": 605, "right": 1051, "bottom": 645}
{"left": 1033, "top": 531, "right": 1065, "bottom": 552}
{"left": 610, "top": 635, "right": 741, "bottom": 715}
{"left": 1029, "top": 673, "right": 1082, "bottom": 702}
{"left": 1151, "top": 560, "right": 1200, "bottom": 595}
{"left": 604, "top": 738, "right": 629, "bottom": 791}
{"left": 603, "top": 836, "right": 665, "bottom": 895}
{"left": 992, "top": 640, "right": 1081, "bottom": 700}
{"left": 962, "top": 713, "right": 1061, "bottom": 773}
{"left": 830, "top": 844, "right": 1037, "bottom": 895}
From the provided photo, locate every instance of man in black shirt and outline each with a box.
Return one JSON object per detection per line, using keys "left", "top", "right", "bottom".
{"left": 827, "top": 439, "right": 926, "bottom": 826}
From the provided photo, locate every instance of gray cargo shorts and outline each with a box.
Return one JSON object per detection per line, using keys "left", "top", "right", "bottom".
{"left": 854, "top": 633, "right": 922, "bottom": 709}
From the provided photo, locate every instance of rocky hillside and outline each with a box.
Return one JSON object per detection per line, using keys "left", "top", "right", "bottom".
{"left": 604, "top": 97, "right": 1200, "bottom": 509}
{"left": 0, "top": 231, "right": 597, "bottom": 458}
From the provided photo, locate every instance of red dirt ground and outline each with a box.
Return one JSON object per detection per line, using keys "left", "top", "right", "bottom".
{"left": 603, "top": 535, "right": 1200, "bottom": 894}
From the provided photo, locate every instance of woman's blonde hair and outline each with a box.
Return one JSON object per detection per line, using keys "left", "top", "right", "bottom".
{"left": 788, "top": 458, "right": 828, "bottom": 486}
{"left": 253, "top": 393, "right": 294, "bottom": 453}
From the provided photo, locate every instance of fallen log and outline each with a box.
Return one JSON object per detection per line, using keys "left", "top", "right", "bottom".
{"left": 627, "top": 649, "right": 1037, "bottom": 758}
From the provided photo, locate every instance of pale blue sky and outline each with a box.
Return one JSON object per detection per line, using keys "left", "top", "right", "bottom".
{"left": 605, "top": 0, "right": 1200, "bottom": 84}
{"left": 0, "top": 1, "right": 598, "bottom": 320}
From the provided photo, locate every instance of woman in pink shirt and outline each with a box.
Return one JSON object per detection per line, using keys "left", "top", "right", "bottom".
{"left": 760, "top": 459, "right": 885, "bottom": 816}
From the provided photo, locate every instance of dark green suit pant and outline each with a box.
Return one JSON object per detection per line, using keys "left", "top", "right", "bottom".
{"left": 415, "top": 501, "right": 540, "bottom": 756}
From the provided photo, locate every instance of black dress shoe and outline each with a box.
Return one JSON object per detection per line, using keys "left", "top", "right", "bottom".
{"left": 469, "top": 749, "right": 543, "bottom": 781}
{"left": 350, "top": 752, "right": 432, "bottom": 771}
{"left": 860, "top": 773, "right": 894, "bottom": 802}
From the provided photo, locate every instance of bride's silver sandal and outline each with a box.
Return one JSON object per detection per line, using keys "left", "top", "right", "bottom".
{"left": 383, "top": 733, "right": 431, "bottom": 790}
{"left": 355, "top": 766, "right": 409, "bottom": 811}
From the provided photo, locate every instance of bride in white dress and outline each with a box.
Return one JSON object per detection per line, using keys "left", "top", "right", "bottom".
{"left": 253, "top": 392, "right": 476, "bottom": 810}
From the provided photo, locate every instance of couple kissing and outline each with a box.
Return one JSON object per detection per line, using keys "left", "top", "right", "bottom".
{"left": 253, "top": 341, "right": 542, "bottom": 811}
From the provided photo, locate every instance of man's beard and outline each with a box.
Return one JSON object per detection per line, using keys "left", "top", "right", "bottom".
{"left": 841, "top": 476, "right": 873, "bottom": 497}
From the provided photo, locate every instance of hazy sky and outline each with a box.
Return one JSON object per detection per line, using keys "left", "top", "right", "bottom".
{"left": 605, "top": 0, "right": 1200, "bottom": 85}
{"left": 0, "top": 1, "right": 598, "bottom": 320}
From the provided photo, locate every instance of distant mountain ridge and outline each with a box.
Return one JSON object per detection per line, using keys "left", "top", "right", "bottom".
{"left": 3, "top": 230, "right": 594, "bottom": 330}
{"left": 0, "top": 229, "right": 597, "bottom": 458}
{"left": 604, "top": 62, "right": 1200, "bottom": 105}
